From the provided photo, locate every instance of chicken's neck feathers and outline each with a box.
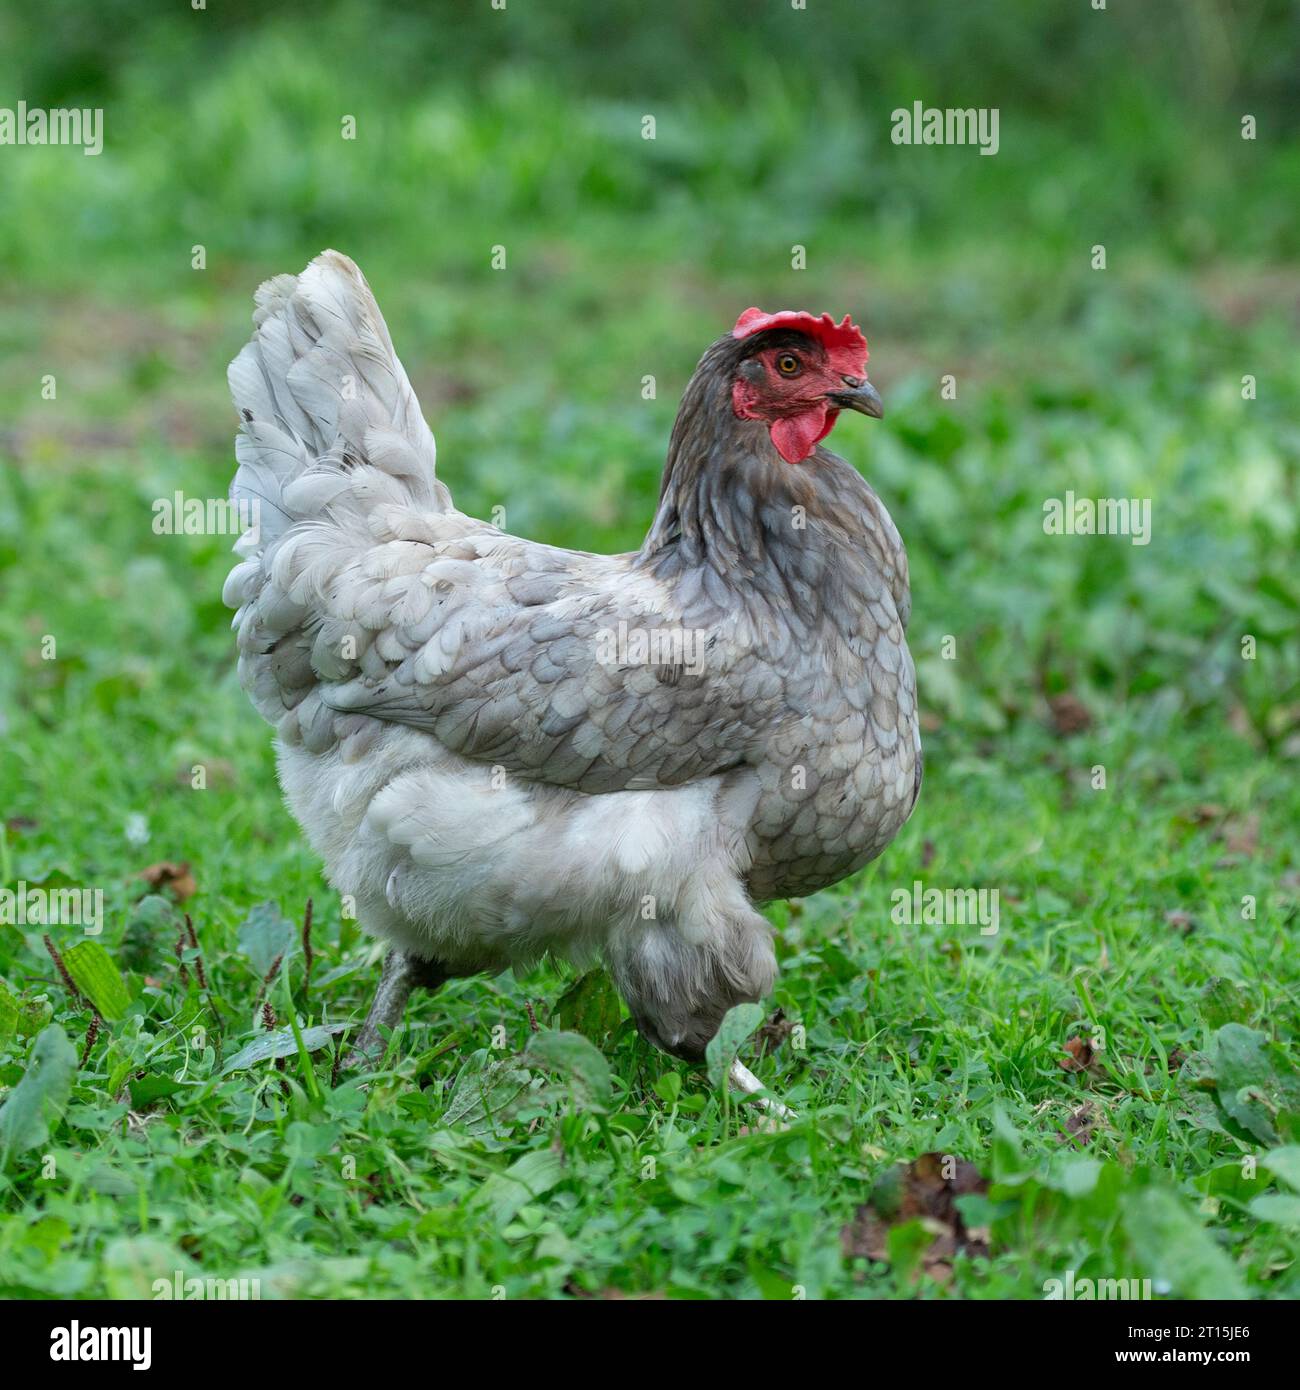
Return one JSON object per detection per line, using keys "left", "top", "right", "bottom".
{"left": 638, "top": 337, "right": 877, "bottom": 632}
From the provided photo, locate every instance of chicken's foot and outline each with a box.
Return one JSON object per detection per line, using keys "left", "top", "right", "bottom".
{"left": 728, "top": 1058, "right": 797, "bottom": 1121}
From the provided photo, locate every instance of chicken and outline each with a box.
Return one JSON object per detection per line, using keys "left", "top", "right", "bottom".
{"left": 223, "top": 252, "right": 920, "bottom": 1101}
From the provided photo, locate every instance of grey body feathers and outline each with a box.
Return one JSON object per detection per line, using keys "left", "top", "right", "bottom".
{"left": 225, "top": 251, "right": 920, "bottom": 1058}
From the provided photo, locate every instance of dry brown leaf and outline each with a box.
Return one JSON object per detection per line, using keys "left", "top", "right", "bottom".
{"left": 138, "top": 861, "right": 197, "bottom": 902}
{"left": 1048, "top": 692, "right": 1092, "bottom": 736}
{"left": 754, "top": 1007, "right": 795, "bottom": 1052}
{"left": 840, "top": 1207, "right": 891, "bottom": 1262}
{"left": 1215, "top": 813, "right": 1259, "bottom": 858}
{"left": 1059, "top": 1035, "right": 1097, "bottom": 1073}
{"left": 1059, "top": 1101, "right": 1098, "bottom": 1147}
{"left": 841, "top": 1152, "right": 990, "bottom": 1282}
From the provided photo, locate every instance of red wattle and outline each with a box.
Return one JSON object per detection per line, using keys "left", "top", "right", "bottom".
{"left": 770, "top": 407, "right": 838, "bottom": 463}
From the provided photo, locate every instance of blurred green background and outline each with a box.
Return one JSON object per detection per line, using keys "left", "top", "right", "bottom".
{"left": 0, "top": 1, "right": 1298, "bottom": 1300}
{"left": 2, "top": 0, "right": 1297, "bottom": 736}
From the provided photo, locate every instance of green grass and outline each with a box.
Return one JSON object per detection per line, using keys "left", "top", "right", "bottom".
{"left": 1, "top": 702, "right": 1296, "bottom": 1297}
{"left": 1, "top": 1, "right": 1299, "bottom": 1300}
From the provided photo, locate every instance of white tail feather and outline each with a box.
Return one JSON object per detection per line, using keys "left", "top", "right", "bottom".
{"left": 225, "top": 250, "right": 452, "bottom": 724}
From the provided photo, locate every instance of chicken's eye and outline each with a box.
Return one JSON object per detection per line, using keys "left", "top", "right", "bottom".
{"left": 776, "top": 353, "right": 801, "bottom": 377}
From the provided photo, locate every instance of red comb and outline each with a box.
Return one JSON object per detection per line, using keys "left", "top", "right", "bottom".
{"left": 732, "top": 307, "right": 868, "bottom": 366}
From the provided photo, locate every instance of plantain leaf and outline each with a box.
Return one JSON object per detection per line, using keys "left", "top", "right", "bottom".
{"left": 61, "top": 941, "right": 132, "bottom": 1021}
{"left": 1200, "top": 977, "right": 1253, "bottom": 1029}
{"left": 443, "top": 1050, "right": 534, "bottom": 1136}
{"left": 0, "top": 1024, "right": 78, "bottom": 1166}
{"left": 1248, "top": 1193, "right": 1300, "bottom": 1228}
{"left": 1204, "top": 1024, "right": 1300, "bottom": 1146}
{"left": 128, "top": 1074, "right": 188, "bottom": 1108}
{"left": 553, "top": 969, "right": 622, "bottom": 1045}
{"left": 236, "top": 901, "right": 295, "bottom": 977}
{"left": 705, "top": 1002, "right": 766, "bottom": 1091}
{"left": 473, "top": 1148, "right": 566, "bottom": 1226}
{"left": 221, "top": 1023, "right": 346, "bottom": 1074}
{"left": 525, "top": 1028, "right": 612, "bottom": 1110}
{"left": 1123, "top": 1187, "right": 1247, "bottom": 1300}
{"left": 1261, "top": 1146, "right": 1300, "bottom": 1192}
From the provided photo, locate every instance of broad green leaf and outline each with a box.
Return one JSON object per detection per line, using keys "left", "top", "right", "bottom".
{"left": 128, "top": 1075, "right": 187, "bottom": 1107}
{"left": 0, "top": 980, "right": 53, "bottom": 1041}
{"left": 0, "top": 1024, "right": 78, "bottom": 1165}
{"left": 953, "top": 1192, "right": 998, "bottom": 1229}
{"left": 0, "top": 979, "right": 19, "bottom": 1044}
{"left": 21, "top": 1215, "right": 71, "bottom": 1260}
{"left": 474, "top": 1148, "right": 566, "bottom": 1225}
{"left": 121, "top": 894, "right": 180, "bottom": 973}
{"left": 525, "top": 1029, "right": 612, "bottom": 1111}
{"left": 1200, "top": 978, "right": 1253, "bottom": 1029}
{"left": 283, "top": 1120, "right": 341, "bottom": 1166}
{"left": 885, "top": 1217, "right": 934, "bottom": 1288}
{"left": 236, "top": 901, "right": 295, "bottom": 977}
{"left": 1194, "top": 1161, "right": 1269, "bottom": 1203}
{"left": 1248, "top": 1194, "right": 1300, "bottom": 1228}
{"left": 1213, "top": 1024, "right": 1272, "bottom": 1091}
{"left": 749, "top": 1257, "right": 797, "bottom": 1300}
{"left": 102, "top": 1237, "right": 193, "bottom": 1299}
{"left": 553, "top": 969, "right": 622, "bottom": 1045}
{"left": 106, "top": 1058, "right": 134, "bottom": 1098}
{"left": 653, "top": 1071, "right": 682, "bottom": 1106}
{"left": 19, "top": 995, "right": 53, "bottom": 1037}
{"left": 61, "top": 940, "right": 132, "bottom": 1021}
{"left": 1262, "top": 1146, "right": 1300, "bottom": 1192}
{"left": 442, "top": 1051, "right": 534, "bottom": 1136}
{"left": 221, "top": 1023, "right": 346, "bottom": 1074}
{"left": 705, "top": 1002, "right": 765, "bottom": 1091}
{"left": 1122, "top": 1187, "right": 1247, "bottom": 1300}
{"left": 1205, "top": 1024, "right": 1300, "bottom": 1146}
{"left": 870, "top": 1164, "right": 905, "bottom": 1220}
{"left": 989, "top": 1104, "right": 1030, "bottom": 1184}
{"left": 1044, "top": 1156, "right": 1102, "bottom": 1197}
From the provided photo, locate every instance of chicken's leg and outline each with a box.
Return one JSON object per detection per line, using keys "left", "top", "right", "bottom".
{"left": 728, "top": 1059, "right": 797, "bottom": 1121}
{"left": 347, "top": 948, "right": 447, "bottom": 1066}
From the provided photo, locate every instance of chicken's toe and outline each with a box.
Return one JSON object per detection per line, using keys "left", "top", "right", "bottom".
{"left": 728, "top": 1058, "right": 797, "bottom": 1121}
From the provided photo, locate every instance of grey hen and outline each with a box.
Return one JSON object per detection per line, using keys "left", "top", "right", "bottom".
{"left": 223, "top": 252, "right": 920, "bottom": 1090}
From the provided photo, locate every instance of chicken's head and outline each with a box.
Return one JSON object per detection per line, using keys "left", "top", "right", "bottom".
{"left": 729, "top": 307, "right": 881, "bottom": 464}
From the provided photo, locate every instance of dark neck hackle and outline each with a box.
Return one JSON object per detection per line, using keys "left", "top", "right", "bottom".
{"left": 637, "top": 333, "right": 874, "bottom": 633}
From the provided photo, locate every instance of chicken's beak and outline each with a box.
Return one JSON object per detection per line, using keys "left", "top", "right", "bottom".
{"left": 828, "top": 379, "right": 884, "bottom": 419}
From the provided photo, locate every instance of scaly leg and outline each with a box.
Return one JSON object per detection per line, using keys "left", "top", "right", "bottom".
{"left": 347, "top": 948, "right": 446, "bottom": 1066}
